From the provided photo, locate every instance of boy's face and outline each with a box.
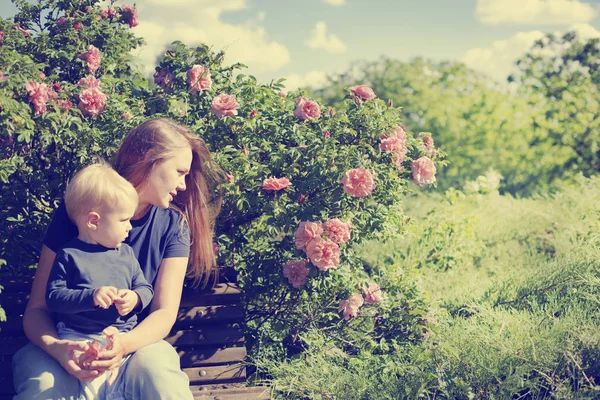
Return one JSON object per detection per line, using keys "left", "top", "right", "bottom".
{"left": 94, "top": 200, "right": 136, "bottom": 248}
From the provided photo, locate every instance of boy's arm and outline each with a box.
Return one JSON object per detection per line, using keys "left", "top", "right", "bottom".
{"left": 45, "top": 251, "right": 97, "bottom": 313}
{"left": 128, "top": 249, "right": 153, "bottom": 313}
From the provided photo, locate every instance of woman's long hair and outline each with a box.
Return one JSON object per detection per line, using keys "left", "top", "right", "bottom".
{"left": 113, "top": 117, "right": 223, "bottom": 286}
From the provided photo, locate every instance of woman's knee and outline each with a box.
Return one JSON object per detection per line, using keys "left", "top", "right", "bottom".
{"left": 12, "top": 342, "right": 80, "bottom": 400}
{"left": 127, "top": 340, "right": 181, "bottom": 375}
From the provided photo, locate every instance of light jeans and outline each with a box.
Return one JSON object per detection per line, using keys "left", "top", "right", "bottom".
{"left": 12, "top": 334, "right": 193, "bottom": 400}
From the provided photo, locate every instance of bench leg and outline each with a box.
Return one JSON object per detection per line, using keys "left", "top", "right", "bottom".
{"left": 12, "top": 342, "right": 82, "bottom": 400}
{"left": 105, "top": 340, "right": 193, "bottom": 400}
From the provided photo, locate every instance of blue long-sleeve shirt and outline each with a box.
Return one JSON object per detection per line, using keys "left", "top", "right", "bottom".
{"left": 46, "top": 238, "right": 154, "bottom": 334}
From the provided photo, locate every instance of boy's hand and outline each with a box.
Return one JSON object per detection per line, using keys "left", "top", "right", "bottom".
{"left": 93, "top": 286, "right": 118, "bottom": 309}
{"left": 113, "top": 289, "right": 140, "bottom": 316}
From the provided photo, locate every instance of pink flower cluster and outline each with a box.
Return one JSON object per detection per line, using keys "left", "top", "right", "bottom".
{"left": 293, "top": 96, "right": 320, "bottom": 121}
{"left": 350, "top": 85, "right": 376, "bottom": 100}
{"left": 262, "top": 177, "right": 292, "bottom": 192}
{"left": 120, "top": 5, "right": 138, "bottom": 28}
{"left": 187, "top": 65, "right": 211, "bottom": 94}
{"left": 78, "top": 45, "right": 101, "bottom": 74}
{"left": 283, "top": 260, "right": 310, "bottom": 288}
{"left": 25, "top": 81, "right": 57, "bottom": 115}
{"left": 418, "top": 132, "right": 438, "bottom": 157}
{"left": 380, "top": 125, "right": 408, "bottom": 167}
{"left": 154, "top": 68, "right": 175, "bottom": 91}
{"left": 0, "top": 31, "right": 4, "bottom": 43}
{"left": 341, "top": 167, "right": 375, "bottom": 198}
{"left": 338, "top": 283, "right": 383, "bottom": 320}
{"left": 338, "top": 294, "right": 364, "bottom": 320}
{"left": 293, "top": 218, "right": 351, "bottom": 272}
{"left": 77, "top": 76, "right": 107, "bottom": 117}
{"left": 411, "top": 156, "right": 436, "bottom": 187}
{"left": 100, "top": 8, "right": 118, "bottom": 19}
{"left": 211, "top": 94, "right": 239, "bottom": 118}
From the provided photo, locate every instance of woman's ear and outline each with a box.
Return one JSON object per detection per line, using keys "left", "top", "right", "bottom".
{"left": 86, "top": 211, "right": 100, "bottom": 231}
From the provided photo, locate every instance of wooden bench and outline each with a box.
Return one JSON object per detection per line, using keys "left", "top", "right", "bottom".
{"left": 0, "top": 271, "right": 269, "bottom": 400}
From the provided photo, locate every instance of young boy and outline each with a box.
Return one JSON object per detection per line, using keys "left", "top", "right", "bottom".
{"left": 45, "top": 163, "right": 154, "bottom": 399}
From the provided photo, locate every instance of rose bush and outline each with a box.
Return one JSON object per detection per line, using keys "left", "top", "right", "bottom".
{"left": 0, "top": 0, "right": 444, "bottom": 374}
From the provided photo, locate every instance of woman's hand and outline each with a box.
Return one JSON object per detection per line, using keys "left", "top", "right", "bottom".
{"left": 88, "top": 326, "right": 125, "bottom": 372}
{"left": 49, "top": 339, "right": 100, "bottom": 382}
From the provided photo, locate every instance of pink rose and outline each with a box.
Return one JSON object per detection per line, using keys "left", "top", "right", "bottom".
{"left": 293, "top": 97, "right": 320, "bottom": 121}
{"left": 283, "top": 260, "right": 310, "bottom": 288}
{"left": 25, "top": 81, "right": 57, "bottom": 115}
{"left": 249, "top": 110, "right": 257, "bottom": 119}
{"left": 411, "top": 156, "right": 436, "bottom": 187}
{"left": 225, "top": 173, "right": 235, "bottom": 183}
{"left": 210, "top": 94, "right": 240, "bottom": 118}
{"left": 57, "top": 16, "right": 67, "bottom": 26}
{"left": 380, "top": 132, "right": 406, "bottom": 153}
{"left": 53, "top": 82, "right": 62, "bottom": 92}
{"left": 78, "top": 86, "right": 107, "bottom": 117}
{"left": 262, "top": 177, "right": 292, "bottom": 192}
{"left": 293, "top": 221, "right": 323, "bottom": 251}
{"left": 78, "top": 45, "right": 101, "bottom": 74}
{"left": 0, "top": 31, "right": 4, "bottom": 43}
{"left": 120, "top": 5, "right": 138, "bottom": 28}
{"left": 350, "top": 85, "right": 376, "bottom": 100}
{"left": 0, "top": 71, "right": 7, "bottom": 81}
{"left": 322, "top": 218, "right": 351, "bottom": 244}
{"left": 323, "top": 129, "right": 330, "bottom": 139}
{"left": 154, "top": 68, "right": 175, "bottom": 91}
{"left": 341, "top": 168, "right": 375, "bottom": 198}
{"left": 329, "top": 108, "right": 335, "bottom": 117}
{"left": 277, "top": 91, "right": 286, "bottom": 98}
{"left": 392, "top": 147, "right": 408, "bottom": 166}
{"left": 14, "top": 26, "right": 30, "bottom": 37}
{"left": 57, "top": 99, "right": 72, "bottom": 112}
{"left": 338, "top": 294, "right": 364, "bottom": 320}
{"left": 305, "top": 237, "right": 340, "bottom": 272}
{"left": 298, "top": 194, "right": 306, "bottom": 204}
{"left": 78, "top": 75, "right": 100, "bottom": 89}
{"left": 389, "top": 125, "right": 407, "bottom": 141}
{"left": 187, "top": 65, "right": 211, "bottom": 94}
{"left": 73, "top": 22, "right": 83, "bottom": 31}
{"left": 362, "top": 283, "right": 383, "bottom": 304}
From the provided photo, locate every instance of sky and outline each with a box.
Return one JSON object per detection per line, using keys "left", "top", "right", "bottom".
{"left": 1, "top": 0, "right": 600, "bottom": 90}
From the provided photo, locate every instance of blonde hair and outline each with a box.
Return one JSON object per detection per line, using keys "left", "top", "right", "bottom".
{"left": 65, "top": 163, "right": 138, "bottom": 224}
{"left": 112, "top": 118, "right": 223, "bottom": 286}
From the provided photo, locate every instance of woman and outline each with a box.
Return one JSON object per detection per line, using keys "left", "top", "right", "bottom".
{"left": 12, "top": 117, "right": 223, "bottom": 399}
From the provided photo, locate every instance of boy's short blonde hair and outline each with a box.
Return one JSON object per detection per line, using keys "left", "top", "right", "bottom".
{"left": 64, "top": 162, "right": 138, "bottom": 223}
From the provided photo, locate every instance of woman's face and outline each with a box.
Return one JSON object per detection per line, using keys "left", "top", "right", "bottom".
{"left": 138, "top": 146, "right": 193, "bottom": 209}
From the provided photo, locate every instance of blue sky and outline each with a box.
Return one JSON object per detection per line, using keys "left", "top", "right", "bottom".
{"left": 2, "top": 0, "right": 599, "bottom": 89}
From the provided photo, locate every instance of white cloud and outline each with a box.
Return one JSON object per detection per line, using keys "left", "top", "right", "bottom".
{"left": 305, "top": 21, "right": 347, "bottom": 54}
{"left": 475, "top": 0, "right": 596, "bottom": 25}
{"left": 130, "top": 0, "right": 291, "bottom": 77}
{"left": 461, "top": 24, "right": 600, "bottom": 82}
{"left": 282, "top": 71, "right": 330, "bottom": 91}
{"left": 322, "top": 0, "right": 347, "bottom": 6}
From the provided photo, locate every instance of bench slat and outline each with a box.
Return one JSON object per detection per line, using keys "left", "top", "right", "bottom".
{"left": 191, "top": 386, "right": 270, "bottom": 400}
{"left": 184, "top": 364, "right": 246, "bottom": 385}
{"left": 165, "top": 327, "right": 244, "bottom": 347}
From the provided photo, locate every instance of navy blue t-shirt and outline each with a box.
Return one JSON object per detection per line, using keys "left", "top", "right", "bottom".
{"left": 46, "top": 238, "right": 154, "bottom": 333}
{"left": 44, "top": 202, "right": 190, "bottom": 316}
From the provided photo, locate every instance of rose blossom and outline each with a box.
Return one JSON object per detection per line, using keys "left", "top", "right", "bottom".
{"left": 362, "top": 283, "right": 383, "bottom": 304}
{"left": 154, "top": 68, "right": 175, "bottom": 91}
{"left": 78, "top": 79, "right": 107, "bottom": 117}
{"left": 0, "top": 71, "right": 7, "bottom": 81}
{"left": 338, "top": 294, "right": 364, "bottom": 320}
{"left": 283, "top": 260, "right": 310, "bottom": 289}
{"left": 187, "top": 65, "right": 211, "bottom": 94}
{"left": 322, "top": 219, "right": 351, "bottom": 244}
{"left": 262, "top": 177, "right": 292, "bottom": 192}
{"left": 120, "top": 5, "right": 138, "bottom": 28}
{"left": 323, "top": 129, "right": 330, "bottom": 139}
{"left": 78, "top": 45, "right": 101, "bottom": 74}
{"left": 210, "top": 94, "right": 240, "bottom": 118}
{"left": 25, "top": 81, "right": 57, "bottom": 115}
{"left": 78, "top": 75, "right": 100, "bottom": 89}
{"left": 0, "top": 31, "right": 4, "bottom": 43}
{"left": 249, "top": 109, "right": 257, "bottom": 119}
{"left": 305, "top": 237, "right": 340, "bottom": 272}
{"left": 293, "top": 221, "right": 323, "bottom": 251}
{"left": 411, "top": 156, "right": 436, "bottom": 187}
{"left": 341, "top": 168, "right": 375, "bottom": 198}
{"left": 101, "top": 8, "right": 118, "bottom": 19}
{"left": 73, "top": 22, "right": 83, "bottom": 31}
{"left": 293, "top": 96, "right": 320, "bottom": 121}
{"left": 277, "top": 91, "right": 286, "bottom": 98}
{"left": 225, "top": 173, "right": 235, "bottom": 183}
{"left": 56, "top": 99, "right": 72, "bottom": 112}
{"left": 350, "top": 85, "right": 376, "bottom": 100}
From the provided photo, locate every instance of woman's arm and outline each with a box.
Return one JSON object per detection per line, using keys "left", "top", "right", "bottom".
{"left": 92, "top": 256, "right": 188, "bottom": 369}
{"left": 23, "top": 245, "right": 99, "bottom": 380}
